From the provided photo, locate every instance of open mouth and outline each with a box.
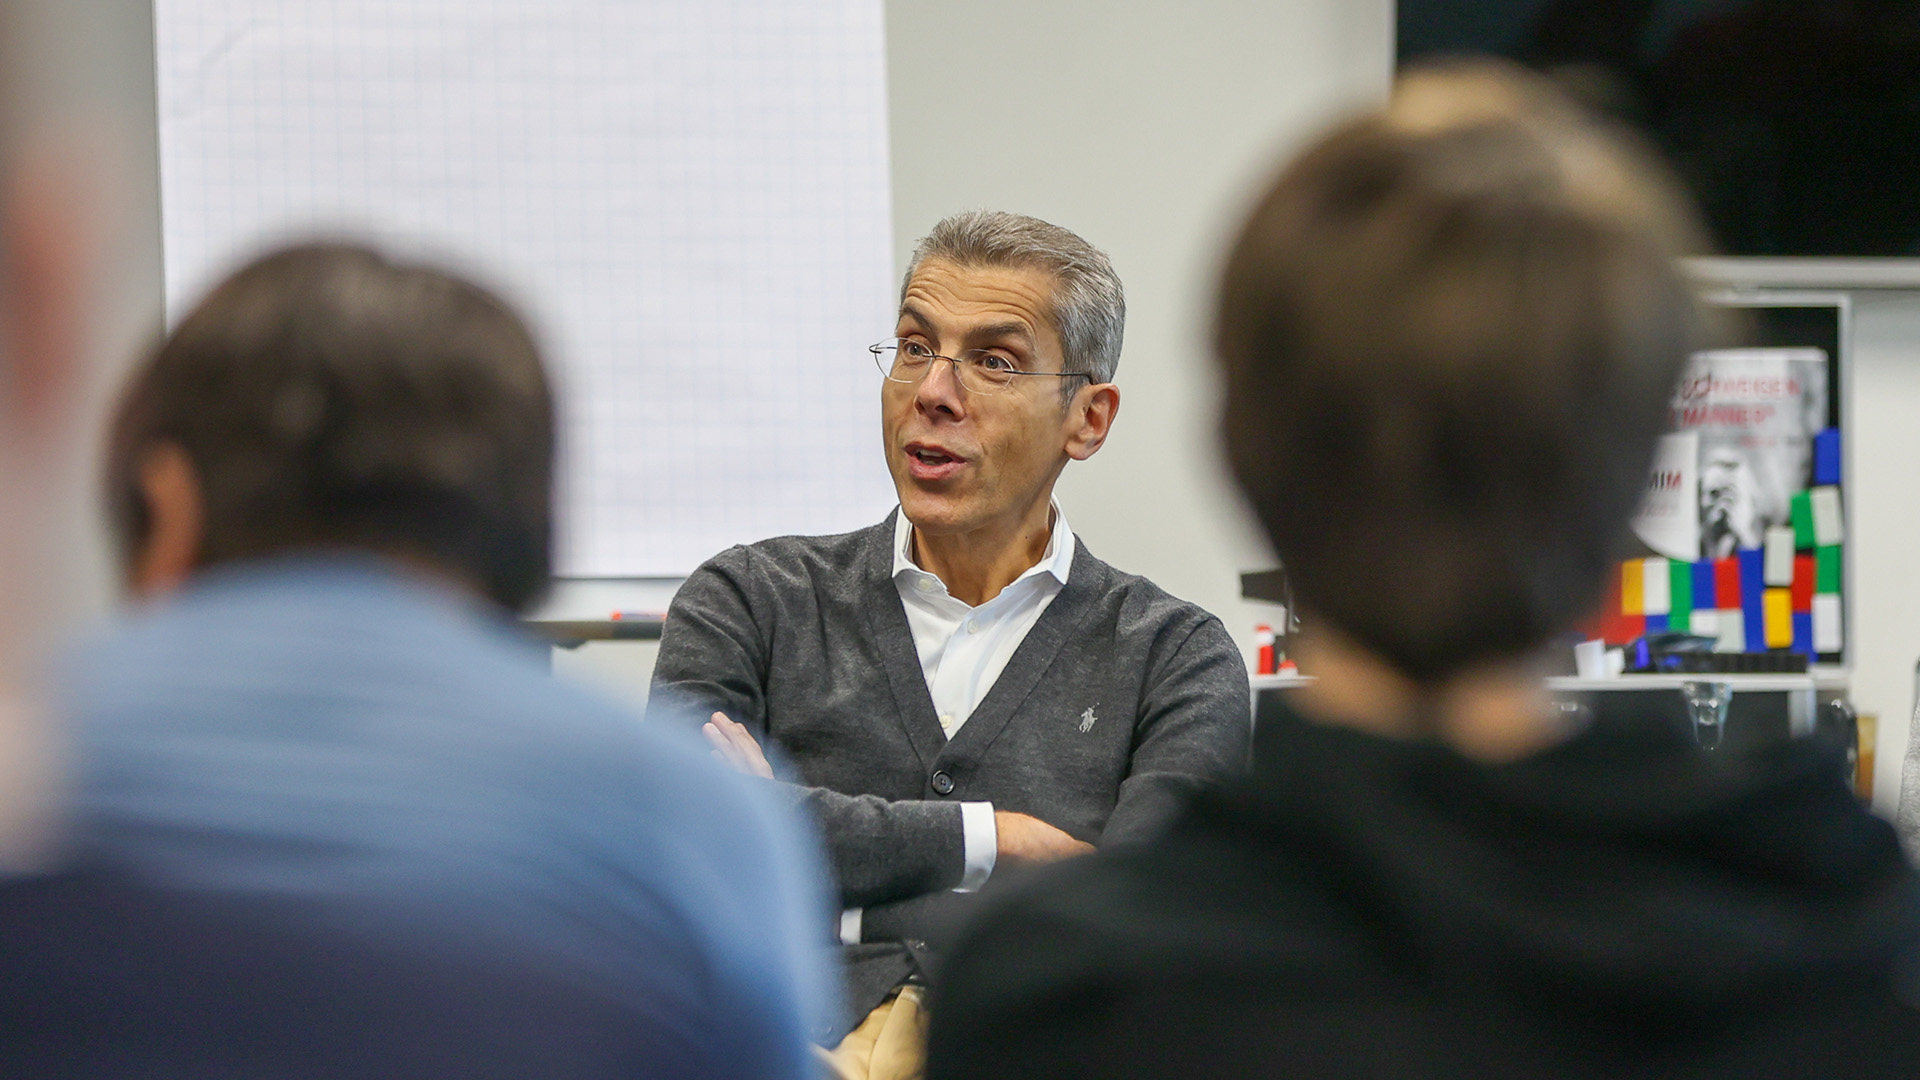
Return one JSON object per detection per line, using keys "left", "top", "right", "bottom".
{"left": 904, "top": 442, "right": 968, "bottom": 479}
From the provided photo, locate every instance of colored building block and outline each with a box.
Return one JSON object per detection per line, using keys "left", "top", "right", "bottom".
{"left": 1791, "top": 555, "right": 1815, "bottom": 612}
{"left": 1816, "top": 545, "right": 1842, "bottom": 594}
{"left": 1814, "top": 427, "right": 1841, "bottom": 486}
{"left": 1621, "top": 559, "right": 1645, "bottom": 616}
{"left": 1811, "top": 486, "right": 1844, "bottom": 547}
{"left": 1763, "top": 527, "right": 1795, "bottom": 585}
{"left": 1738, "top": 549, "right": 1766, "bottom": 651}
{"left": 1668, "top": 559, "right": 1693, "bottom": 633}
{"left": 1692, "top": 559, "right": 1717, "bottom": 609}
{"left": 1790, "top": 490, "right": 1816, "bottom": 549}
{"left": 1714, "top": 557, "right": 1741, "bottom": 612}
{"left": 1712, "top": 610, "right": 1745, "bottom": 652}
{"left": 1593, "top": 564, "right": 1644, "bottom": 644}
{"left": 1791, "top": 612, "right": 1814, "bottom": 658}
{"left": 1814, "top": 594, "right": 1843, "bottom": 653}
{"left": 1641, "top": 557, "right": 1670, "bottom": 616}
{"left": 1763, "top": 589, "right": 1792, "bottom": 649}
{"left": 1599, "top": 610, "right": 1646, "bottom": 646}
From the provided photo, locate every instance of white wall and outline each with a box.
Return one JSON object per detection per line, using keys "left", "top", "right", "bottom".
{"left": 1848, "top": 295, "right": 1920, "bottom": 814}
{"left": 885, "top": 0, "right": 1394, "bottom": 666}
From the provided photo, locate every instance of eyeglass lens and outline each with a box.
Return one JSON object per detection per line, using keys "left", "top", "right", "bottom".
{"left": 873, "top": 341, "right": 1018, "bottom": 393}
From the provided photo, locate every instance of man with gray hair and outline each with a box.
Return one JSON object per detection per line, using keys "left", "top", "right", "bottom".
{"left": 651, "top": 210, "right": 1250, "bottom": 1078}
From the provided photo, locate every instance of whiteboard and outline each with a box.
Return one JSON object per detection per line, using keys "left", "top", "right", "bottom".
{"left": 154, "top": 0, "right": 899, "bottom": 576}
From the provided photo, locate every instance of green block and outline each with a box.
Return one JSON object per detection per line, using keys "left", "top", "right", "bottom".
{"left": 1790, "top": 490, "right": 1816, "bottom": 549}
{"left": 1668, "top": 559, "right": 1693, "bottom": 632}
{"left": 1816, "top": 545, "right": 1842, "bottom": 594}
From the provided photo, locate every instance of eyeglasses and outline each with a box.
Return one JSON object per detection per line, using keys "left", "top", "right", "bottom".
{"left": 870, "top": 339, "right": 1093, "bottom": 396}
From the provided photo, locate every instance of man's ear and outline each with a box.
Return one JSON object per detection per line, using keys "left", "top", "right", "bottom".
{"left": 1063, "top": 383, "right": 1120, "bottom": 462}
{"left": 130, "top": 443, "right": 205, "bottom": 598}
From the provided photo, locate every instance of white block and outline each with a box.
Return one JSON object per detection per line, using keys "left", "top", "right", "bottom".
{"left": 1689, "top": 609, "right": 1719, "bottom": 640}
{"left": 1764, "top": 526, "right": 1795, "bottom": 586}
{"left": 1640, "top": 557, "right": 1671, "bottom": 616}
{"left": 1712, "top": 610, "right": 1746, "bottom": 653}
{"left": 1811, "top": 486, "right": 1844, "bottom": 547}
{"left": 1813, "top": 594, "right": 1843, "bottom": 653}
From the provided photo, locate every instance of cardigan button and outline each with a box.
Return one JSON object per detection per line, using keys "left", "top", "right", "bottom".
{"left": 930, "top": 770, "right": 955, "bottom": 796}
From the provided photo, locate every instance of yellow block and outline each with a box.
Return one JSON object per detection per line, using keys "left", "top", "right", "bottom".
{"left": 1621, "top": 560, "right": 1645, "bottom": 615}
{"left": 1763, "top": 588, "right": 1793, "bottom": 649}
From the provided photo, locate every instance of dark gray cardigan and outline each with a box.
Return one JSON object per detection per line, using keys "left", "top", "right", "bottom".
{"left": 650, "top": 513, "right": 1250, "bottom": 1033}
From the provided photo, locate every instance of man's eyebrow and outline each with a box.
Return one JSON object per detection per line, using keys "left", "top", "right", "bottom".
{"left": 970, "top": 321, "right": 1035, "bottom": 348}
{"left": 893, "top": 308, "right": 1036, "bottom": 349}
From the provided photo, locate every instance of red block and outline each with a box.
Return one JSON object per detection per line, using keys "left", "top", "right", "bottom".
{"left": 1598, "top": 611, "right": 1647, "bottom": 646}
{"left": 1791, "top": 554, "right": 1815, "bottom": 613}
{"left": 1580, "top": 567, "right": 1634, "bottom": 645}
{"left": 1714, "top": 557, "right": 1742, "bottom": 612}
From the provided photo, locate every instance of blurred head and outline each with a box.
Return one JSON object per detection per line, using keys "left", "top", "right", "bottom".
{"left": 1, "top": 0, "right": 92, "bottom": 666}
{"left": 885, "top": 212, "right": 1122, "bottom": 539}
{"left": 0, "top": 0, "right": 101, "bottom": 863}
{"left": 107, "top": 242, "right": 555, "bottom": 612}
{"left": 1218, "top": 60, "right": 1721, "bottom": 684}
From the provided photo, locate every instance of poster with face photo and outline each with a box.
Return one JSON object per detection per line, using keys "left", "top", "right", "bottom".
{"left": 1644, "top": 348, "right": 1829, "bottom": 562}
{"left": 1631, "top": 431, "right": 1699, "bottom": 562}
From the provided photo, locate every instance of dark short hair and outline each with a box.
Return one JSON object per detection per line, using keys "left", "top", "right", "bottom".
{"left": 108, "top": 242, "right": 554, "bottom": 611}
{"left": 1218, "top": 61, "right": 1723, "bottom": 683}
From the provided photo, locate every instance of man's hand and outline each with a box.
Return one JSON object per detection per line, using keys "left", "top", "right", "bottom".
{"left": 994, "top": 811, "right": 1094, "bottom": 865}
{"left": 702, "top": 712, "right": 774, "bottom": 780}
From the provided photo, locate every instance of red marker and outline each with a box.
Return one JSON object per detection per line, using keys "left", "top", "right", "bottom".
{"left": 1255, "top": 624, "right": 1276, "bottom": 676}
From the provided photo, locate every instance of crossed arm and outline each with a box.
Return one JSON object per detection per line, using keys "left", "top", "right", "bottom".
{"left": 651, "top": 556, "right": 1090, "bottom": 911}
{"left": 701, "top": 713, "right": 1092, "bottom": 869}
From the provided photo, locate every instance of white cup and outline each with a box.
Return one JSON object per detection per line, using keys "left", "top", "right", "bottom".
{"left": 1574, "top": 638, "right": 1608, "bottom": 679}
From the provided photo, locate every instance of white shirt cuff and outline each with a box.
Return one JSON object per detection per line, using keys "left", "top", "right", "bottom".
{"left": 839, "top": 907, "right": 863, "bottom": 946}
{"left": 956, "top": 801, "right": 996, "bottom": 892}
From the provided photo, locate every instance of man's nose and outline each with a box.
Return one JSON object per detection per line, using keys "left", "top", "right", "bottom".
{"left": 914, "top": 355, "right": 966, "bottom": 417}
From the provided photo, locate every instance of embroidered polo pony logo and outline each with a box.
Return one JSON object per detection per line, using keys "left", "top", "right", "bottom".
{"left": 1078, "top": 706, "right": 1098, "bottom": 733}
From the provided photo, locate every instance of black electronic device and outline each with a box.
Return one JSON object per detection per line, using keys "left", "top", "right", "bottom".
{"left": 1397, "top": 1, "right": 1920, "bottom": 258}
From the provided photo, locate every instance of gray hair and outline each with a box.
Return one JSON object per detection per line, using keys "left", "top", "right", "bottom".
{"left": 902, "top": 210, "right": 1126, "bottom": 386}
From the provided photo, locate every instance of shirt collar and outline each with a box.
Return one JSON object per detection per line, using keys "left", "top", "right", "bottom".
{"left": 892, "top": 501, "right": 1075, "bottom": 591}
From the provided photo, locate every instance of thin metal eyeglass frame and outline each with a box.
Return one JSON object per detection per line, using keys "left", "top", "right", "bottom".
{"left": 869, "top": 339, "right": 1094, "bottom": 395}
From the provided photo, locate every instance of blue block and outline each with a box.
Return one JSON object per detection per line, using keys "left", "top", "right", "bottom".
{"left": 1739, "top": 547, "right": 1766, "bottom": 652}
{"left": 1814, "top": 427, "right": 1842, "bottom": 486}
{"left": 1792, "top": 612, "right": 1815, "bottom": 658}
{"left": 1643, "top": 614, "right": 1669, "bottom": 635}
{"left": 1691, "top": 560, "right": 1717, "bottom": 610}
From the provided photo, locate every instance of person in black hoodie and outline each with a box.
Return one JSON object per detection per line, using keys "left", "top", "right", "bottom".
{"left": 927, "top": 59, "right": 1920, "bottom": 1079}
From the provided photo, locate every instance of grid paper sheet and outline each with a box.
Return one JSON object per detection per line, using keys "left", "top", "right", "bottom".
{"left": 155, "top": 1, "right": 898, "bottom": 576}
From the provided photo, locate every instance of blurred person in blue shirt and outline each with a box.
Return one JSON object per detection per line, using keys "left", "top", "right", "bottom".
{"left": 1, "top": 8, "right": 851, "bottom": 1073}
{"left": 59, "top": 240, "right": 834, "bottom": 1078}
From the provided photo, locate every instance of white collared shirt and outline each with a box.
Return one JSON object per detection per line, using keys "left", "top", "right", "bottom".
{"left": 890, "top": 503, "right": 1075, "bottom": 737}
{"left": 838, "top": 503, "right": 1074, "bottom": 946}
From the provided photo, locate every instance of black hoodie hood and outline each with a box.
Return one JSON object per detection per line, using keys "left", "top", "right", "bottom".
{"left": 1206, "top": 693, "right": 1920, "bottom": 1026}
